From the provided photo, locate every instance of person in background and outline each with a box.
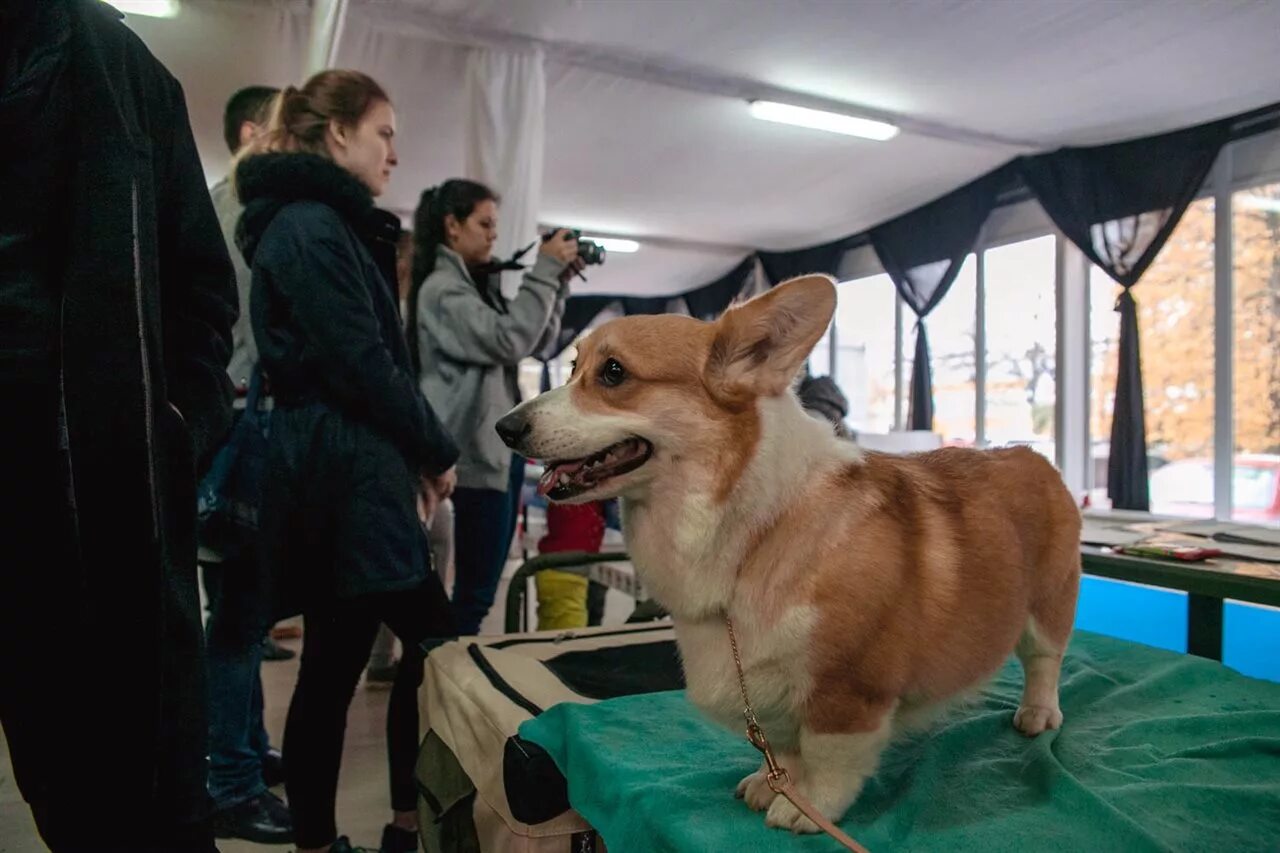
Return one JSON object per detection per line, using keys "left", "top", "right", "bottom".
{"left": 237, "top": 69, "right": 458, "bottom": 853}
{"left": 798, "top": 373, "right": 853, "bottom": 439}
{"left": 408, "top": 180, "right": 581, "bottom": 635}
{"left": 201, "top": 83, "right": 293, "bottom": 843}
{"left": 534, "top": 502, "right": 607, "bottom": 629}
{"left": 0, "top": 1, "right": 237, "bottom": 849}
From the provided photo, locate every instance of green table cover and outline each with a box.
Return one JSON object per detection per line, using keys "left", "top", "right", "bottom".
{"left": 520, "top": 631, "right": 1280, "bottom": 852}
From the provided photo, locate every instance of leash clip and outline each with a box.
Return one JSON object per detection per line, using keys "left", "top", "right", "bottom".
{"left": 745, "top": 716, "right": 791, "bottom": 793}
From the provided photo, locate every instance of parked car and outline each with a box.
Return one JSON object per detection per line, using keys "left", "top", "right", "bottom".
{"left": 1149, "top": 454, "right": 1280, "bottom": 525}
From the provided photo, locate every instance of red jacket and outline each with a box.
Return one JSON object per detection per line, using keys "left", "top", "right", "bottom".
{"left": 539, "top": 502, "right": 605, "bottom": 554}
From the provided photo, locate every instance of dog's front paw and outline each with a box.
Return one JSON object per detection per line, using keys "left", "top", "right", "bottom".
{"left": 764, "top": 792, "right": 822, "bottom": 834}
{"left": 735, "top": 769, "right": 780, "bottom": 812}
{"left": 1014, "top": 704, "right": 1063, "bottom": 736}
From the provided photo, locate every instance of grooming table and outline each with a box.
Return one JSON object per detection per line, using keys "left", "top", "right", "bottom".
{"left": 520, "top": 630, "right": 1280, "bottom": 852}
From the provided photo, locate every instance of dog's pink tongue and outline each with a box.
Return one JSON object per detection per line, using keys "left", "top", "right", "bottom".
{"left": 537, "top": 459, "right": 586, "bottom": 496}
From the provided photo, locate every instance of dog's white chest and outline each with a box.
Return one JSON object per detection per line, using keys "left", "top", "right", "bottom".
{"left": 624, "top": 496, "right": 743, "bottom": 616}
{"left": 673, "top": 611, "right": 814, "bottom": 747}
{"left": 673, "top": 619, "right": 743, "bottom": 726}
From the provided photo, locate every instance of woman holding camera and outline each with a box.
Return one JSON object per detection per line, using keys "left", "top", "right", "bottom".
{"left": 408, "top": 180, "right": 581, "bottom": 635}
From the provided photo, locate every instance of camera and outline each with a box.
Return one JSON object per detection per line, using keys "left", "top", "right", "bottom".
{"left": 543, "top": 228, "right": 606, "bottom": 266}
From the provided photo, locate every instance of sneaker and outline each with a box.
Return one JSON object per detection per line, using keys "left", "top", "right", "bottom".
{"left": 379, "top": 823, "right": 419, "bottom": 853}
{"left": 330, "top": 836, "right": 378, "bottom": 853}
{"left": 262, "top": 636, "right": 296, "bottom": 661}
{"left": 210, "top": 790, "right": 292, "bottom": 844}
{"left": 365, "top": 660, "right": 399, "bottom": 689}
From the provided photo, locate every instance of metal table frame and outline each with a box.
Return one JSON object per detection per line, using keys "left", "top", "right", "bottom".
{"left": 1080, "top": 545, "right": 1280, "bottom": 660}
{"left": 504, "top": 547, "right": 1280, "bottom": 661}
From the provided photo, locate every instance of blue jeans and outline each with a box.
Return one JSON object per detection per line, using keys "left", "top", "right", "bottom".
{"left": 203, "top": 555, "right": 273, "bottom": 810}
{"left": 450, "top": 456, "right": 525, "bottom": 635}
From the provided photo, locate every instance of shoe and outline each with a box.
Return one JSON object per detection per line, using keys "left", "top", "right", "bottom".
{"left": 262, "top": 746, "right": 285, "bottom": 788}
{"left": 365, "top": 660, "right": 399, "bottom": 689}
{"left": 211, "top": 790, "right": 293, "bottom": 844}
{"left": 329, "top": 836, "right": 378, "bottom": 853}
{"left": 379, "top": 823, "right": 419, "bottom": 853}
{"left": 262, "top": 636, "right": 296, "bottom": 661}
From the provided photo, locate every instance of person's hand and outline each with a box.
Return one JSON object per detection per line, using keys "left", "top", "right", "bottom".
{"left": 424, "top": 484, "right": 440, "bottom": 525}
{"left": 539, "top": 228, "right": 580, "bottom": 266}
{"left": 419, "top": 466, "right": 456, "bottom": 525}
{"left": 430, "top": 466, "right": 458, "bottom": 501}
{"left": 420, "top": 464, "right": 456, "bottom": 504}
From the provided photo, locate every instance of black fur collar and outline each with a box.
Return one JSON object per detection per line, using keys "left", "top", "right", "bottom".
{"left": 236, "top": 152, "right": 374, "bottom": 220}
{"left": 235, "top": 152, "right": 399, "bottom": 265}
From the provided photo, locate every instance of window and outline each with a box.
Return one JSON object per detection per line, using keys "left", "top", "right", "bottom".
{"left": 518, "top": 359, "right": 547, "bottom": 402}
{"left": 832, "top": 274, "right": 898, "bottom": 433}
{"left": 808, "top": 327, "right": 832, "bottom": 378}
{"left": 925, "top": 255, "right": 977, "bottom": 445}
{"left": 1089, "top": 197, "right": 1216, "bottom": 515}
{"left": 983, "top": 235, "right": 1057, "bottom": 458}
{"left": 1232, "top": 181, "right": 1280, "bottom": 526}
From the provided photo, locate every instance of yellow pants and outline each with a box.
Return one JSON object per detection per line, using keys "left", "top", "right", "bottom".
{"left": 534, "top": 569, "right": 589, "bottom": 630}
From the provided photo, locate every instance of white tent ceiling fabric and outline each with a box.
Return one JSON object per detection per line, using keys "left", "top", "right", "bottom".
{"left": 464, "top": 48, "right": 546, "bottom": 300}
{"left": 125, "top": 0, "right": 1280, "bottom": 297}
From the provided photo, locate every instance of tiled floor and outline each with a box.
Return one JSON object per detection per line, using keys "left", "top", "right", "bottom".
{"left": 0, "top": 561, "right": 551, "bottom": 853}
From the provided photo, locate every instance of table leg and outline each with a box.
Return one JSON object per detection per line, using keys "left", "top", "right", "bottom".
{"left": 1186, "top": 593, "right": 1224, "bottom": 660}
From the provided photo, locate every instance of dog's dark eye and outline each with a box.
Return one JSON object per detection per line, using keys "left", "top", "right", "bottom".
{"left": 600, "top": 358, "right": 626, "bottom": 387}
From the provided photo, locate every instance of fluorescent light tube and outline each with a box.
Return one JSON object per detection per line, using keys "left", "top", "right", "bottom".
{"left": 749, "top": 100, "right": 898, "bottom": 141}
{"left": 583, "top": 237, "right": 640, "bottom": 253}
{"left": 105, "top": 1, "right": 180, "bottom": 19}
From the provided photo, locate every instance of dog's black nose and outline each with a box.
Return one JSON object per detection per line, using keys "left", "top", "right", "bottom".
{"left": 495, "top": 412, "right": 531, "bottom": 447}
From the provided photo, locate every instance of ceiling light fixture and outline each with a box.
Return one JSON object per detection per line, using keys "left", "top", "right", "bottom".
{"left": 105, "top": 0, "right": 180, "bottom": 19}
{"left": 584, "top": 236, "right": 640, "bottom": 253}
{"left": 748, "top": 100, "right": 899, "bottom": 141}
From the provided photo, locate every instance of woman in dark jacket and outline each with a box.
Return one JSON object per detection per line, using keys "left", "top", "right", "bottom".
{"left": 236, "top": 70, "right": 457, "bottom": 853}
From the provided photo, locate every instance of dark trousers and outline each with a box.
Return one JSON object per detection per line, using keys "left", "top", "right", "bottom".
{"left": 0, "top": 382, "right": 215, "bottom": 852}
{"left": 203, "top": 554, "right": 273, "bottom": 810}
{"left": 450, "top": 457, "right": 525, "bottom": 635}
{"left": 284, "top": 579, "right": 454, "bottom": 848}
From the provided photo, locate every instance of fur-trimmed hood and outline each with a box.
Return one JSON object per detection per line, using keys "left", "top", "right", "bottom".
{"left": 235, "top": 152, "right": 398, "bottom": 266}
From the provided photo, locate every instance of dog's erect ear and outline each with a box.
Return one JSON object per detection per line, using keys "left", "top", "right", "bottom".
{"left": 704, "top": 274, "right": 837, "bottom": 402}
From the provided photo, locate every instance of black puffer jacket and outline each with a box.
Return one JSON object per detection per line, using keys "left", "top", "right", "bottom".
{"left": 237, "top": 152, "right": 458, "bottom": 604}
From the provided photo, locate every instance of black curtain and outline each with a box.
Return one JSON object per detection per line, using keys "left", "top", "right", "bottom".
{"left": 620, "top": 296, "right": 669, "bottom": 316}
{"left": 684, "top": 255, "right": 757, "bottom": 320}
{"left": 536, "top": 256, "right": 758, "bottom": 370}
{"left": 870, "top": 165, "right": 1011, "bottom": 430}
{"left": 1019, "top": 120, "right": 1229, "bottom": 509}
{"left": 758, "top": 236, "right": 849, "bottom": 286}
{"left": 538, "top": 296, "right": 618, "bottom": 361}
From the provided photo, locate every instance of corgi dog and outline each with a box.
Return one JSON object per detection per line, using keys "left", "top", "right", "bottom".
{"left": 496, "top": 275, "right": 1081, "bottom": 833}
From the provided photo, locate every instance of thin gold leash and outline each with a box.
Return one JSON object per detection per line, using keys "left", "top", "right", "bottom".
{"left": 725, "top": 615, "right": 870, "bottom": 853}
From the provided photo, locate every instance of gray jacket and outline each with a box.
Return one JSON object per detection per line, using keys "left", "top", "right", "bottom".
{"left": 416, "top": 245, "right": 568, "bottom": 490}
{"left": 210, "top": 177, "right": 256, "bottom": 395}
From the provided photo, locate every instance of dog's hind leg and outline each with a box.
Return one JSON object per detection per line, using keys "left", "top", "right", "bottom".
{"left": 1013, "top": 614, "right": 1068, "bottom": 736}
{"left": 1015, "top": 508, "right": 1081, "bottom": 737}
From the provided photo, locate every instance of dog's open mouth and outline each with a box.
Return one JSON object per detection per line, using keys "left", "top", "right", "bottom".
{"left": 537, "top": 437, "right": 654, "bottom": 500}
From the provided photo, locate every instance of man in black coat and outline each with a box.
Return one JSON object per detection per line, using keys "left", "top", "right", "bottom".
{"left": 0, "top": 1, "right": 236, "bottom": 849}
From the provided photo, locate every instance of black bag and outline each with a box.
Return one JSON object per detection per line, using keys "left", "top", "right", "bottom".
{"left": 196, "top": 368, "right": 271, "bottom": 559}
